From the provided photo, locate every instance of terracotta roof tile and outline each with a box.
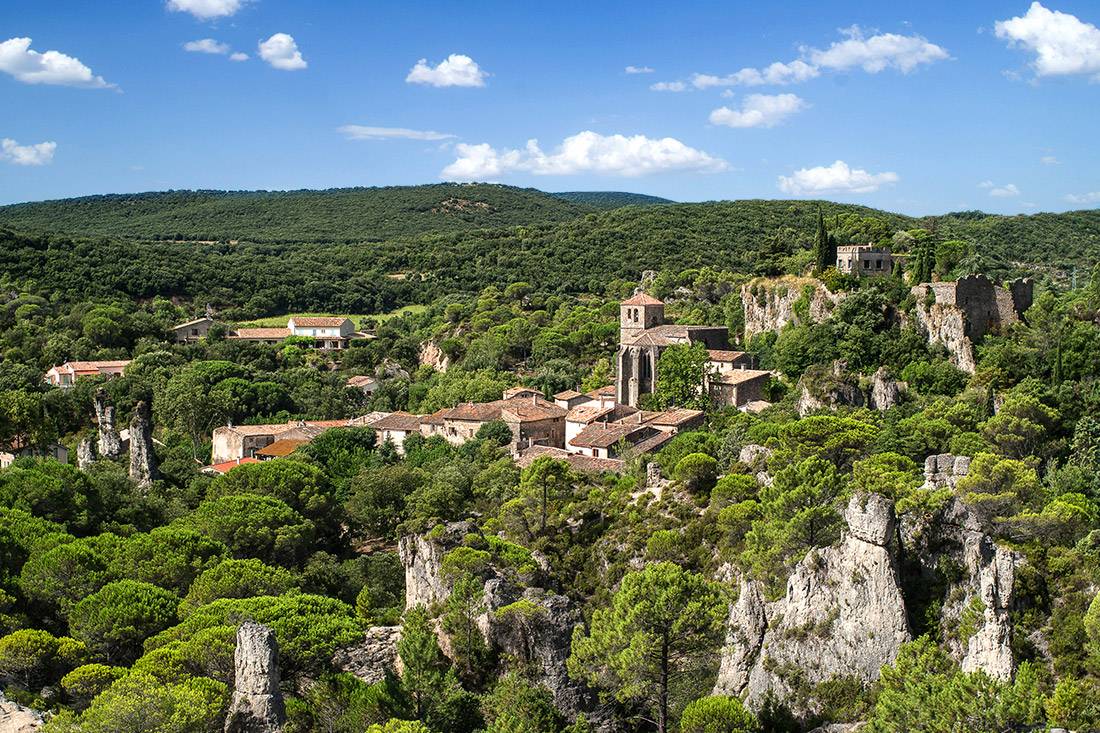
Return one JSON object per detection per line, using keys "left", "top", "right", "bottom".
{"left": 230, "top": 327, "right": 291, "bottom": 340}
{"left": 707, "top": 350, "right": 748, "bottom": 362}
{"left": 255, "top": 439, "right": 309, "bottom": 457}
{"left": 712, "top": 369, "right": 771, "bottom": 385}
{"left": 290, "top": 317, "right": 350, "bottom": 327}
{"left": 622, "top": 293, "right": 664, "bottom": 306}
{"left": 515, "top": 446, "right": 625, "bottom": 474}
{"left": 369, "top": 411, "right": 422, "bottom": 431}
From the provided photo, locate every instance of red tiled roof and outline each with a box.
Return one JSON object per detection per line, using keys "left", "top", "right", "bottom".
{"left": 586, "top": 385, "right": 617, "bottom": 399}
{"left": 503, "top": 386, "right": 542, "bottom": 398}
{"left": 553, "top": 389, "right": 584, "bottom": 400}
{"left": 255, "top": 439, "right": 309, "bottom": 457}
{"left": 645, "top": 408, "right": 704, "bottom": 427}
{"left": 346, "top": 375, "right": 377, "bottom": 387}
{"left": 712, "top": 369, "right": 771, "bottom": 385}
{"left": 369, "top": 411, "right": 422, "bottom": 431}
{"left": 499, "top": 396, "right": 566, "bottom": 422}
{"left": 707, "top": 350, "right": 747, "bottom": 362}
{"left": 204, "top": 457, "right": 260, "bottom": 474}
{"left": 53, "top": 360, "right": 131, "bottom": 373}
{"left": 230, "top": 328, "right": 291, "bottom": 340}
{"left": 622, "top": 293, "right": 664, "bottom": 306}
{"left": 570, "top": 422, "right": 653, "bottom": 449}
{"left": 515, "top": 446, "right": 625, "bottom": 474}
{"left": 290, "top": 317, "right": 350, "bottom": 327}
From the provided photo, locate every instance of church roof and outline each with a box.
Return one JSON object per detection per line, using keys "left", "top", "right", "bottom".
{"left": 622, "top": 293, "right": 664, "bottom": 306}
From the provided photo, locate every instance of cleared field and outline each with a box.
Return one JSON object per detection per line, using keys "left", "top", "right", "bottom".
{"left": 239, "top": 304, "right": 427, "bottom": 327}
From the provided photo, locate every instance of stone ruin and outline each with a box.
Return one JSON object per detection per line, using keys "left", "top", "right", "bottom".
{"left": 224, "top": 622, "right": 286, "bottom": 733}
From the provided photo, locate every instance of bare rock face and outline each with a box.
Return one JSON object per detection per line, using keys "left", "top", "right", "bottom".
{"left": 742, "top": 277, "right": 844, "bottom": 343}
{"left": 128, "top": 400, "right": 159, "bottom": 488}
{"left": 0, "top": 691, "right": 44, "bottom": 732}
{"left": 713, "top": 493, "right": 910, "bottom": 715}
{"left": 796, "top": 361, "right": 865, "bottom": 417}
{"left": 418, "top": 340, "right": 450, "bottom": 373}
{"left": 76, "top": 435, "right": 97, "bottom": 469}
{"left": 900, "top": 498, "right": 1020, "bottom": 680}
{"left": 398, "top": 521, "right": 472, "bottom": 609}
{"left": 869, "top": 367, "right": 905, "bottom": 411}
{"left": 94, "top": 388, "right": 123, "bottom": 460}
{"left": 224, "top": 622, "right": 286, "bottom": 733}
{"left": 922, "top": 453, "right": 970, "bottom": 490}
{"left": 333, "top": 626, "right": 402, "bottom": 684}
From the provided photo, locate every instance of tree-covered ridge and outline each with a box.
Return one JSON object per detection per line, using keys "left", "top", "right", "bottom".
{"left": 548, "top": 191, "right": 674, "bottom": 208}
{"left": 0, "top": 184, "right": 594, "bottom": 244}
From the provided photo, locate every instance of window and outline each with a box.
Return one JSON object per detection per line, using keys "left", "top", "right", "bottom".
{"left": 836, "top": 259, "right": 842, "bottom": 269}
{"left": 875, "top": 259, "right": 883, "bottom": 270}
{"left": 191, "top": 328, "right": 199, "bottom": 336}
{"left": 863, "top": 260, "right": 871, "bottom": 269}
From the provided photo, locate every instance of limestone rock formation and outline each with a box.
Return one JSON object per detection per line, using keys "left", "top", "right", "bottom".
{"left": 128, "top": 400, "right": 159, "bottom": 488}
{"left": 742, "top": 277, "right": 844, "bottom": 343}
{"left": 738, "top": 444, "right": 773, "bottom": 486}
{"left": 911, "top": 276, "right": 1033, "bottom": 374}
{"left": 333, "top": 626, "right": 402, "bottom": 684}
{"left": 922, "top": 453, "right": 970, "bottom": 490}
{"left": 398, "top": 521, "right": 472, "bottom": 609}
{"left": 869, "top": 367, "right": 905, "bottom": 411}
{"left": 796, "top": 361, "right": 865, "bottom": 417}
{"left": 418, "top": 340, "right": 450, "bottom": 373}
{"left": 713, "top": 493, "right": 911, "bottom": 714}
{"left": 224, "top": 622, "right": 286, "bottom": 733}
{"left": 0, "top": 691, "right": 44, "bottom": 732}
{"left": 900, "top": 498, "right": 1021, "bottom": 679}
{"left": 76, "top": 435, "right": 97, "bottom": 469}
{"left": 94, "top": 388, "right": 122, "bottom": 460}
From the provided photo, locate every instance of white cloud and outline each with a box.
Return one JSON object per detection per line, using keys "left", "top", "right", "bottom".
{"left": 650, "top": 80, "right": 688, "bottom": 92}
{"left": 166, "top": 0, "right": 245, "bottom": 20}
{"left": 258, "top": 33, "right": 306, "bottom": 71}
{"left": 0, "top": 37, "right": 113, "bottom": 89}
{"left": 995, "top": 2, "right": 1100, "bottom": 79}
{"left": 807, "top": 25, "right": 950, "bottom": 73}
{"left": 709, "top": 93, "right": 807, "bottom": 128}
{"left": 1, "top": 138, "right": 56, "bottom": 166}
{"left": 625, "top": 65, "right": 654, "bottom": 74}
{"left": 979, "top": 180, "right": 1021, "bottom": 197}
{"left": 692, "top": 60, "right": 820, "bottom": 88}
{"left": 339, "top": 125, "right": 457, "bottom": 141}
{"left": 1041, "top": 155, "right": 1059, "bottom": 164}
{"left": 778, "top": 160, "right": 899, "bottom": 195}
{"left": 1065, "top": 191, "right": 1100, "bottom": 204}
{"left": 406, "top": 54, "right": 486, "bottom": 87}
{"left": 184, "top": 38, "right": 230, "bottom": 54}
{"left": 441, "top": 130, "right": 727, "bottom": 179}
{"left": 229, "top": 52, "right": 249, "bottom": 62}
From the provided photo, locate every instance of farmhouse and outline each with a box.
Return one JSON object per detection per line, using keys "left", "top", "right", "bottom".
{"left": 836, "top": 244, "right": 894, "bottom": 277}
{"left": 171, "top": 316, "right": 214, "bottom": 343}
{"left": 45, "top": 360, "right": 131, "bottom": 388}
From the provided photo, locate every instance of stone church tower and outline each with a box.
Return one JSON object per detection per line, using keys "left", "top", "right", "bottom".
{"left": 616, "top": 293, "right": 665, "bottom": 407}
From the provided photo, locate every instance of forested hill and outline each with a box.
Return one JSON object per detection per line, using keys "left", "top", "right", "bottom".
{"left": 549, "top": 191, "right": 674, "bottom": 208}
{"left": 0, "top": 184, "right": 595, "bottom": 243}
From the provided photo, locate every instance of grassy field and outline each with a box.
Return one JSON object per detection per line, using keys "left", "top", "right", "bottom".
{"left": 239, "top": 304, "right": 426, "bottom": 328}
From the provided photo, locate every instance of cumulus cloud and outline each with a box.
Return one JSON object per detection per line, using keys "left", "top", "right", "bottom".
{"left": 692, "top": 60, "right": 820, "bottom": 88}
{"left": 258, "top": 33, "right": 306, "bottom": 70}
{"left": 1041, "top": 155, "right": 1059, "bottom": 164}
{"left": 650, "top": 80, "right": 688, "bottom": 92}
{"left": 166, "top": 0, "right": 245, "bottom": 20}
{"left": 995, "top": 2, "right": 1100, "bottom": 79}
{"left": 184, "top": 38, "right": 230, "bottom": 54}
{"left": 406, "top": 54, "right": 487, "bottom": 87}
{"left": 0, "top": 37, "right": 113, "bottom": 88}
{"left": 807, "top": 25, "right": 950, "bottom": 73}
{"left": 709, "top": 93, "right": 807, "bottom": 128}
{"left": 778, "top": 160, "right": 899, "bottom": 195}
{"left": 229, "top": 52, "right": 249, "bottom": 62}
{"left": 441, "top": 131, "right": 727, "bottom": 179}
{"left": 1065, "top": 191, "right": 1100, "bottom": 204}
{"left": 1, "top": 138, "right": 56, "bottom": 166}
{"left": 339, "top": 125, "right": 457, "bottom": 141}
{"left": 625, "top": 65, "right": 654, "bottom": 74}
{"left": 979, "top": 180, "right": 1021, "bottom": 197}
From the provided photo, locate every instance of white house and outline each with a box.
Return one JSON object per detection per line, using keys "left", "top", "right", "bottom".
{"left": 287, "top": 317, "right": 355, "bottom": 349}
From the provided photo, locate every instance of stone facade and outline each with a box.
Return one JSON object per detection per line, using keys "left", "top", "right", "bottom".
{"left": 836, "top": 244, "right": 894, "bottom": 277}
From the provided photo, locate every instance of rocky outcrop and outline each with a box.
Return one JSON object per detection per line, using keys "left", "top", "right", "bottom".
{"left": 333, "top": 626, "right": 402, "bottom": 684}
{"left": 796, "top": 361, "right": 865, "bottom": 417}
{"left": 922, "top": 453, "right": 970, "bottom": 490}
{"left": 224, "top": 622, "right": 286, "bottom": 733}
{"left": 713, "top": 494, "right": 911, "bottom": 715}
{"left": 418, "top": 340, "right": 450, "bottom": 373}
{"left": 869, "top": 367, "right": 904, "bottom": 411}
{"left": 76, "top": 435, "right": 97, "bottom": 469}
{"left": 94, "top": 388, "right": 122, "bottom": 460}
{"left": 900, "top": 498, "right": 1021, "bottom": 680}
{"left": 742, "top": 277, "right": 844, "bottom": 343}
{"left": 398, "top": 521, "right": 472, "bottom": 609}
{"left": 738, "top": 444, "right": 773, "bottom": 486}
{"left": 128, "top": 400, "right": 159, "bottom": 488}
{"left": 0, "top": 691, "right": 44, "bottom": 732}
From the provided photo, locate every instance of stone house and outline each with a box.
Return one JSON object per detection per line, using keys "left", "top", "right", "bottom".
{"left": 287, "top": 316, "right": 356, "bottom": 350}
{"left": 211, "top": 419, "right": 350, "bottom": 464}
{"left": 432, "top": 394, "right": 567, "bottom": 452}
{"left": 346, "top": 375, "right": 379, "bottom": 395}
{"left": 171, "top": 316, "right": 215, "bottom": 343}
{"left": 45, "top": 360, "right": 131, "bottom": 388}
{"left": 569, "top": 421, "right": 669, "bottom": 460}
{"left": 708, "top": 369, "right": 771, "bottom": 408}
{"left": 836, "top": 245, "right": 894, "bottom": 277}
{"left": 366, "top": 412, "right": 423, "bottom": 454}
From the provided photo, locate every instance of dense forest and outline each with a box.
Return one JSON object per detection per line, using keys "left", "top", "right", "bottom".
{"left": 1, "top": 185, "right": 1099, "bottom": 733}
{"left": 548, "top": 192, "right": 674, "bottom": 209}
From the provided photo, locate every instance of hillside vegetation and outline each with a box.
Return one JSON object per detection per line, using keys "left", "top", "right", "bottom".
{"left": 549, "top": 191, "right": 674, "bottom": 208}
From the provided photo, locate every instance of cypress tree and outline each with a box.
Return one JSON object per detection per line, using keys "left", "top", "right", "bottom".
{"left": 813, "top": 207, "right": 830, "bottom": 273}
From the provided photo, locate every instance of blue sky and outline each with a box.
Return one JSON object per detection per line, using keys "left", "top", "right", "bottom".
{"left": 1, "top": 0, "right": 1098, "bottom": 215}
